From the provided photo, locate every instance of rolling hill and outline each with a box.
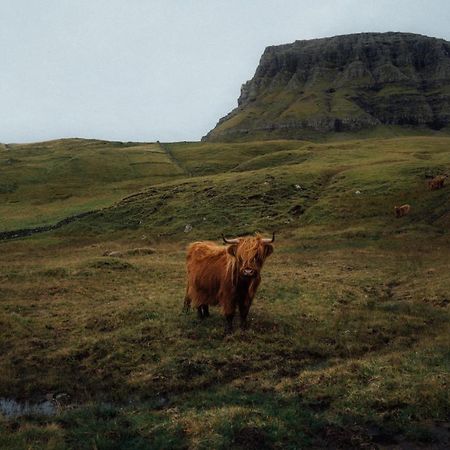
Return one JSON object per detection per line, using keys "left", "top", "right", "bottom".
{"left": 56, "top": 136, "right": 450, "bottom": 242}
{"left": 0, "top": 139, "right": 186, "bottom": 231}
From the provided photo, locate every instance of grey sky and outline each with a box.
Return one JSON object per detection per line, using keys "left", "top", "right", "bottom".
{"left": 1, "top": 0, "right": 450, "bottom": 143}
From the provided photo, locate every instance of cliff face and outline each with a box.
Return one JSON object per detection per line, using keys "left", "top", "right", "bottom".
{"left": 204, "top": 32, "right": 450, "bottom": 141}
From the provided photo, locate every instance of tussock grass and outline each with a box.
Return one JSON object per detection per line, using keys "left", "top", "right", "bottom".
{"left": 1, "top": 233, "right": 449, "bottom": 448}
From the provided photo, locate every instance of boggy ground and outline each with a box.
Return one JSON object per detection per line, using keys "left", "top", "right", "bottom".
{"left": 1, "top": 231, "right": 449, "bottom": 449}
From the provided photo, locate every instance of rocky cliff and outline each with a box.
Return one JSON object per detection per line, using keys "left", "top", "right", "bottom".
{"left": 204, "top": 32, "right": 450, "bottom": 141}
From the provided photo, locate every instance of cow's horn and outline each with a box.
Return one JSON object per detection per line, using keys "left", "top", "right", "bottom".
{"left": 262, "top": 232, "right": 275, "bottom": 243}
{"left": 222, "top": 234, "right": 239, "bottom": 244}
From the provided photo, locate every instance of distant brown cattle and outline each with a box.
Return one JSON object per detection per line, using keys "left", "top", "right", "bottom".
{"left": 394, "top": 204, "right": 411, "bottom": 218}
{"left": 428, "top": 175, "right": 447, "bottom": 190}
{"left": 184, "top": 233, "right": 275, "bottom": 333}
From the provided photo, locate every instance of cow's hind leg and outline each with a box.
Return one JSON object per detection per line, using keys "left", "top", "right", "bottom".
{"left": 183, "top": 283, "right": 192, "bottom": 313}
{"left": 197, "top": 305, "right": 209, "bottom": 320}
{"left": 183, "top": 295, "right": 191, "bottom": 314}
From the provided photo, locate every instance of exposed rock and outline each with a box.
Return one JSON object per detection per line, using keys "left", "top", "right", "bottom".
{"left": 103, "top": 250, "right": 124, "bottom": 257}
{"left": 204, "top": 32, "right": 450, "bottom": 141}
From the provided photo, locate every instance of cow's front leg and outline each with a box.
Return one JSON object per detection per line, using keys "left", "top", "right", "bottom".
{"left": 238, "top": 301, "right": 250, "bottom": 330}
{"left": 225, "top": 312, "right": 235, "bottom": 334}
{"left": 202, "top": 305, "right": 210, "bottom": 317}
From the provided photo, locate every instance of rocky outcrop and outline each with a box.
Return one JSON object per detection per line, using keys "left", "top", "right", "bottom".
{"left": 204, "top": 32, "right": 450, "bottom": 141}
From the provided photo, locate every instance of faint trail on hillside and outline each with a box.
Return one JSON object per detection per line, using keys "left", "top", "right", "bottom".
{"left": 296, "top": 169, "right": 343, "bottom": 226}
{"left": 158, "top": 142, "right": 191, "bottom": 177}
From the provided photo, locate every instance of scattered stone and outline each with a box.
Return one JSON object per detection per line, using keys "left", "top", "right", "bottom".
{"left": 184, "top": 224, "right": 193, "bottom": 233}
{"left": 103, "top": 250, "right": 124, "bottom": 257}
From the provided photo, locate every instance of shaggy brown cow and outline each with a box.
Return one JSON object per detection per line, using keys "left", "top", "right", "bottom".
{"left": 394, "top": 204, "right": 411, "bottom": 218}
{"left": 428, "top": 175, "right": 448, "bottom": 190}
{"left": 183, "top": 233, "right": 274, "bottom": 333}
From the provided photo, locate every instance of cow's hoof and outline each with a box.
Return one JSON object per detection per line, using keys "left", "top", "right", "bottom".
{"left": 224, "top": 327, "right": 233, "bottom": 336}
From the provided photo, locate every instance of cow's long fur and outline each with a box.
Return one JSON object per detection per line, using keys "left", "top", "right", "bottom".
{"left": 184, "top": 235, "right": 273, "bottom": 332}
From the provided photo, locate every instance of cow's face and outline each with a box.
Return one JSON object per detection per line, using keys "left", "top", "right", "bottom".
{"left": 227, "top": 236, "right": 274, "bottom": 279}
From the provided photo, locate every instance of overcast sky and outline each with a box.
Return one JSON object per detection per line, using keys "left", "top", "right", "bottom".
{"left": 1, "top": 0, "right": 450, "bottom": 143}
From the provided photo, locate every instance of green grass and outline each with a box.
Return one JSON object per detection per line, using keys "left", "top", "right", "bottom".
{"left": 1, "top": 135, "right": 450, "bottom": 448}
{"left": 0, "top": 233, "right": 449, "bottom": 448}
{"left": 0, "top": 139, "right": 185, "bottom": 231}
{"left": 167, "top": 140, "right": 308, "bottom": 176}
{"left": 63, "top": 136, "right": 450, "bottom": 241}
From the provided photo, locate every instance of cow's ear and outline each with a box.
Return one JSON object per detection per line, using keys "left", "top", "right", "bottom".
{"left": 227, "top": 244, "right": 238, "bottom": 257}
{"left": 264, "top": 244, "right": 274, "bottom": 257}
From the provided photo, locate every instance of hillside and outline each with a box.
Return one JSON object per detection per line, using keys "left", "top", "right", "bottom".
{"left": 204, "top": 32, "right": 450, "bottom": 141}
{"left": 62, "top": 136, "right": 450, "bottom": 240}
{"left": 1, "top": 135, "right": 450, "bottom": 448}
{"left": 2, "top": 136, "right": 449, "bottom": 239}
{"left": 0, "top": 139, "right": 186, "bottom": 231}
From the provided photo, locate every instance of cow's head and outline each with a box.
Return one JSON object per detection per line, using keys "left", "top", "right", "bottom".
{"left": 222, "top": 233, "right": 274, "bottom": 279}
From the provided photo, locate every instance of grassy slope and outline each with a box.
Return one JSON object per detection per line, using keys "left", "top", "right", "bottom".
{"left": 0, "top": 139, "right": 185, "bottom": 231}
{"left": 1, "top": 136, "right": 450, "bottom": 448}
{"left": 68, "top": 136, "right": 450, "bottom": 240}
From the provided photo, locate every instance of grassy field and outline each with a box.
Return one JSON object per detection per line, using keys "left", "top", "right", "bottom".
{"left": 63, "top": 136, "right": 450, "bottom": 240}
{"left": 0, "top": 136, "right": 449, "bottom": 448}
{"left": 0, "top": 139, "right": 185, "bottom": 231}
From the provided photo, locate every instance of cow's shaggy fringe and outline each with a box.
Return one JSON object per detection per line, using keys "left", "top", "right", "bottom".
{"left": 226, "top": 234, "right": 266, "bottom": 286}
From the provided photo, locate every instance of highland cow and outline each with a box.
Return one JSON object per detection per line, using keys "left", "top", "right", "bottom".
{"left": 428, "top": 175, "right": 447, "bottom": 190}
{"left": 183, "top": 233, "right": 275, "bottom": 333}
{"left": 394, "top": 204, "right": 411, "bottom": 218}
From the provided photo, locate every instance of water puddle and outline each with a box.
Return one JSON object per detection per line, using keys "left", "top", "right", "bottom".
{"left": 0, "top": 398, "right": 57, "bottom": 417}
